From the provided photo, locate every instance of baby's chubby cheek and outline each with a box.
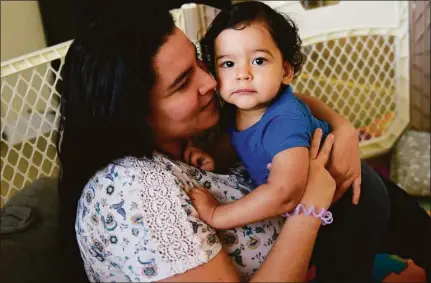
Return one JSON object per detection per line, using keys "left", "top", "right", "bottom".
{"left": 216, "top": 82, "right": 231, "bottom": 102}
{"left": 217, "top": 87, "right": 230, "bottom": 102}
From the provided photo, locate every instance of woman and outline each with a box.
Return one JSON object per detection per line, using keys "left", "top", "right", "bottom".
{"left": 57, "top": 8, "right": 430, "bottom": 283}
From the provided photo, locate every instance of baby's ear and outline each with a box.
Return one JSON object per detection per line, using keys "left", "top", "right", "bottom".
{"left": 282, "top": 62, "right": 294, "bottom": 84}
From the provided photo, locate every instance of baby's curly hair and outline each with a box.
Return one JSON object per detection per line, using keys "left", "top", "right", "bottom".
{"left": 200, "top": 1, "right": 305, "bottom": 79}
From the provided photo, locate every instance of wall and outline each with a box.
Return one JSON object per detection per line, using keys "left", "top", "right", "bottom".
{"left": 1, "top": 1, "right": 47, "bottom": 61}
{"left": 1, "top": 2, "right": 51, "bottom": 207}
{"left": 409, "top": 0, "right": 430, "bottom": 132}
{"left": 1, "top": 1, "right": 48, "bottom": 135}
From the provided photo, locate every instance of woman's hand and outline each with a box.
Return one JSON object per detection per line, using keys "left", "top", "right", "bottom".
{"left": 300, "top": 129, "right": 337, "bottom": 210}
{"left": 294, "top": 93, "right": 361, "bottom": 205}
{"left": 328, "top": 121, "right": 361, "bottom": 205}
{"left": 183, "top": 142, "right": 215, "bottom": 172}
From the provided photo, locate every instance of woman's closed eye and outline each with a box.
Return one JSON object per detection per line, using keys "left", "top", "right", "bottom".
{"left": 252, "top": 57, "right": 268, "bottom": 66}
{"left": 177, "top": 78, "right": 190, "bottom": 91}
{"left": 177, "top": 57, "right": 207, "bottom": 92}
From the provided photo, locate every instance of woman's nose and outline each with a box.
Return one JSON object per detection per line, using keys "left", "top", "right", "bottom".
{"left": 198, "top": 69, "right": 217, "bottom": 96}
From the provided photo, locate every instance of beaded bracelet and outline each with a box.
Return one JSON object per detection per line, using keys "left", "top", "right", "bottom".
{"left": 282, "top": 204, "right": 333, "bottom": 225}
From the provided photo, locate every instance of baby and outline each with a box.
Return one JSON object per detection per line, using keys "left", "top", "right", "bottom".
{"left": 184, "top": 1, "right": 360, "bottom": 229}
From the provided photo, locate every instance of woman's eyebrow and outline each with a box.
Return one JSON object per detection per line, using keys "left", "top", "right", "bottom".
{"left": 166, "top": 42, "right": 197, "bottom": 91}
{"left": 167, "top": 43, "right": 201, "bottom": 92}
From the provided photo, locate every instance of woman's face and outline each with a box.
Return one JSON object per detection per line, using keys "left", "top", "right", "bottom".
{"left": 147, "top": 28, "right": 219, "bottom": 141}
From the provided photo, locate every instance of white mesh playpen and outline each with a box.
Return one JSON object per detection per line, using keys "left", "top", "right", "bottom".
{"left": 0, "top": 1, "right": 410, "bottom": 206}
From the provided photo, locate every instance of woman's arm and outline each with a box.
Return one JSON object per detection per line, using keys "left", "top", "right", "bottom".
{"left": 252, "top": 214, "right": 321, "bottom": 281}
{"left": 254, "top": 132, "right": 336, "bottom": 281}
{"left": 296, "top": 92, "right": 362, "bottom": 204}
{"left": 159, "top": 214, "right": 322, "bottom": 283}
{"left": 159, "top": 250, "right": 241, "bottom": 282}
{"left": 160, "top": 130, "right": 336, "bottom": 282}
{"left": 295, "top": 92, "right": 349, "bottom": 128}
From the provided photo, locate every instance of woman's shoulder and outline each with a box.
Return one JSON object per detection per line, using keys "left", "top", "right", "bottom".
{"left": 91, "top": 153, "right": 174, "bottom": 183}
{"left": 84, "top": 153, "right": 192, "bottom": 208}
{"left": 113, "top": 153, "right": 170, "bottom": 175}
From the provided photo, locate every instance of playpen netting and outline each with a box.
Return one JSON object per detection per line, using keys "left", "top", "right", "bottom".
{"left": 294, "top": 34, "right": 398, "bottom": 139}
{"left": 1, "top": 2, "right": 409, "bottom": 205}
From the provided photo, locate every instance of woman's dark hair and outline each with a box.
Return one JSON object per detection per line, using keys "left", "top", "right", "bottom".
{"left": 200, "top": 1, "right": 305, "bottom": 77}
{"left": 56, "top": 10, "right": 175, "bottom": 281}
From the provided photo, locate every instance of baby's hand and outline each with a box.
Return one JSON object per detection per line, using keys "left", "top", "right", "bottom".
{"left": 183, "top": 144, "right": 215, "bottom": 172}
{"left": 189, "top": 187, "right": 220, "bottom": 227}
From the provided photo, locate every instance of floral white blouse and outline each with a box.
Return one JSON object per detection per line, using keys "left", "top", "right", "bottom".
{"left": 75, "top": 152, "right": 284, "bottom": 282}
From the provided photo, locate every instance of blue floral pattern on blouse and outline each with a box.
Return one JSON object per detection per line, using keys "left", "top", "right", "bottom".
{"left": 76, "top": 152, "right": 284, "bottom": 282}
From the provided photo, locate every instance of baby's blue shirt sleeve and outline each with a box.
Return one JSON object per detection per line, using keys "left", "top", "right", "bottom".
{"left": 262, "top": 115, "right": 311, "bottom": 160}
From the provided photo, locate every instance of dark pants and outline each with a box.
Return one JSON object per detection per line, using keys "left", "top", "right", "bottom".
{"left": 378, "top": 175, "right": 431, "bottom": 280}
{"left": 312, "top": 162, "right": 390, "bottom": 282}
{"left": 312, "top": 163, "right": 431, "bottom": 282}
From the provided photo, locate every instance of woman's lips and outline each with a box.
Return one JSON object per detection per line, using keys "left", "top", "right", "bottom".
{"left": 201, "top": 96, "right": 214, "bottom": 111}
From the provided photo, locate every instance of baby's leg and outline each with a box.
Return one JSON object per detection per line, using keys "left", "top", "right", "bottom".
{"left": 311, "top": 162, "right": 390, "bottom": 283}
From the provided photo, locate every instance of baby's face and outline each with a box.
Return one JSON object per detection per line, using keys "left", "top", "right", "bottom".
{"left": 214, "top": 23, "right": 292, "bottom": 111}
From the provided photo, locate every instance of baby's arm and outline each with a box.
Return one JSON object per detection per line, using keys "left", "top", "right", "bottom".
{"left": 199, "top": 147, "right": 309, "bottom": 229}
{"left": 183, "top": 140, "right": 215, "bottom": 172}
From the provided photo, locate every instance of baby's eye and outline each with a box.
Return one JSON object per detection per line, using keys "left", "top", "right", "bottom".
{"left": 252, "top": 58, "right": 267, "bottom": 65}
{"left": 220, "top": 61, "right": 234, "bottom": 68}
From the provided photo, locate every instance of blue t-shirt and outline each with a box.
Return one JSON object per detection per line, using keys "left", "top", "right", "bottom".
{"left": 228, "top": 86, "right": 331, "bottom": 187}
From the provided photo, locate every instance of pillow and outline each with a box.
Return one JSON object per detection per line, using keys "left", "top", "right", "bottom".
{"left": 390, "top": 130, "right": 430, "bottom": 196}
